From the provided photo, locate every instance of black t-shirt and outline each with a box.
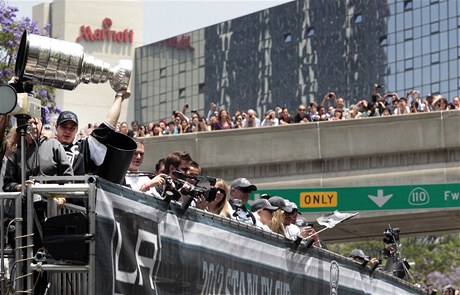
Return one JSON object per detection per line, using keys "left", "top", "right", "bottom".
{"left": 64, "top": 122, "right": 115, "bottom": 175}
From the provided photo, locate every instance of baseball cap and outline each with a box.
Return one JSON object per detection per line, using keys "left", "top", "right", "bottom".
{"left": 57, "top": 111, "right": 78, "bottom": 126}
{"left": 289, "top": 201, "right": 302, "bottom": 215}
{"left": 231, "top": 178, "right": 257, "bottom": 192}
{"left": 250, "top": 199, "right": 278, "bottom": 212}
{"left": 268, "top": 196, "right": 293, "bottom": 213}
{"left": 349, "top": 249, "right": 366, "bottom": 259}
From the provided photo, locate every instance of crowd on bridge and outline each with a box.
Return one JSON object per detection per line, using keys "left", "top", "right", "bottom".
{"left": 76, "top": 90, "right": 460, "bottom": 140}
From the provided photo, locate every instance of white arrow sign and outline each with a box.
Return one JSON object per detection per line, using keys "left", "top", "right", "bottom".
{"left": 368, "top": 189, "right": 393, "bottom": 208}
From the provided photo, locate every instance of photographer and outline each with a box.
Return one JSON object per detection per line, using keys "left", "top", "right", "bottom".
{"left": 260, "top": 110, "right": 279, "bottom": 127}
{"left": 349, "top": 248, "right": 379, "bottom": 268}
{"left": 228, "top": 178, "right": 258, "bottom": 224}
{"left": 151, "top": 151, "right": 193, "bottom": 200}
{"left": 242, "top": 109, "right": 260, "bottom": 128}
{"left": 125, "top": 140, "right": 167, "bottom": 196}
{"left": 294, "top": 104, "right": 310, "bottom": 123}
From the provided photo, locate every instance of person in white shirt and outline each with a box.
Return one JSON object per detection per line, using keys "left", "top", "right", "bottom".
{"left": 124, "top": 140, "right": 166, "bottom": 198}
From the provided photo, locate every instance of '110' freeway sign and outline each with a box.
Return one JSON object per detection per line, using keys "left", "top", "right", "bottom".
{"left": 253, "top": 183, "right": 460, "bottom": 213}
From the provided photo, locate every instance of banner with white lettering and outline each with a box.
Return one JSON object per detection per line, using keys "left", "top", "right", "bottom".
{"left": 94, "top": 180, "right": 424, "bottom": 295}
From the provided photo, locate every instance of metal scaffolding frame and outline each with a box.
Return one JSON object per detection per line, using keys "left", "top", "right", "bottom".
{"left": 0, "top": 176, "right": 96, "bottom": 295}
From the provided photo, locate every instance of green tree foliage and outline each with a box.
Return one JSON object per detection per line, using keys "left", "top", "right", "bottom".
{"left": 0, "top": 0, "right": 59, "bottom": 123}
{"left": 328, "top": 233, "right": 460, "bottom": 290}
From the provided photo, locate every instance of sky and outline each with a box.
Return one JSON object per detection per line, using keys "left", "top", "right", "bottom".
{"left": 7, "top": 0, "right": 292, "bottom": 45}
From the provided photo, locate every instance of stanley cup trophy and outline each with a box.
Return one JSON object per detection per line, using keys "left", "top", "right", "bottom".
{"left": 15, "top": 30, "right": 132, "bottom": 91}
{"left": 14, "top": 30, "right": 136, "bottom": 184}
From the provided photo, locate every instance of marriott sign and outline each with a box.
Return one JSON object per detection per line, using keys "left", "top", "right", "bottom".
{"left": 76, "top": 18, "right": 133, "bottom": 43}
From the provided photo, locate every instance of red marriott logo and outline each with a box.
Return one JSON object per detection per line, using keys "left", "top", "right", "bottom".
{"left": 76, "top": 18, "right": 133, "bottom": 43}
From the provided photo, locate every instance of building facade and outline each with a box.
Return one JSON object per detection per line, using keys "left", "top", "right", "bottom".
{"left": 134, "top": 0, "right": 460, "bottom": 124}
{"left": 32, "top": 0, "right": 143, "bottom": 127}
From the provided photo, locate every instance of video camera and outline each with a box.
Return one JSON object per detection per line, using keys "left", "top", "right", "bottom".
{"left": 172, "top": 170, "right": 217, "bottom": 203}
{"left": 383, "top": 227, "right": 400, "bottom": 245}
{"left": 0, "top": 79, "right": 42, "bottom": 120}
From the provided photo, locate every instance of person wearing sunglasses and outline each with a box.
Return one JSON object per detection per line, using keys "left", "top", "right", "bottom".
{"left": 228, "top": 178, "right": 258, "bottom": 225}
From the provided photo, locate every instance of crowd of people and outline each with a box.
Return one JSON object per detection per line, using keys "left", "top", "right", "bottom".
{"left": 123, "top": 142, "right": 324, "bottom": 248}
{"left": 74, "top": 90, "right": 460, "bottom": 140}
{"left": 0, "top": 80, "right": 458, "bottom": 294}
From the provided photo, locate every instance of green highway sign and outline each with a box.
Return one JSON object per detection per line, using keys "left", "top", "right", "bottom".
{"left": 253, "top": 183, "right": 460, "bottom": 213}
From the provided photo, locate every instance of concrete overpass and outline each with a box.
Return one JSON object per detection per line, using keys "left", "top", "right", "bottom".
{"left": 140, "top": 110, "right": 460, "bottom": 243}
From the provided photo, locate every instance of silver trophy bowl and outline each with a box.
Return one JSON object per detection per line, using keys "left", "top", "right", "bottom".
{"left": 15, "top": 31, "right": 132, "bottom": 91}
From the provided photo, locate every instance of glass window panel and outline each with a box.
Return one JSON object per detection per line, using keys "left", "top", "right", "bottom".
{"left": 440, "top": 81, "right": 448, "bottom": 95}
{"left": 405, "top": 70, "right": 414, "bottom": 87}
{"left": 413, "top": 38, "right": 422, "bottom": 56}
{"left": 422, "top": 67, "right": 431, "bottom": 85}
{"left": 422, "top": 24, "right": 430, "bottom": 36}
{"left": 449, "top": 60, "right": 458, "bottom": 78}
{"left": 396, "top": 72, "right": 404, "bottom": 91}
{"left": 439, "top": 1, "right": 447, "bottom": 19}
{"left": 413, "top": 0, "right": 422, "bottom": 9}
{"left": 431, "top": 52, "right": 440, "bottom": 64}
{"left": 431, "top": 33, "right": 440, "bottom": 52}
{"left": 396, "top": 43, "right": 404, "bottom": 61}
{"left": 413, "top": 26, "right": 422, "bottom": 38}
{"left": 440, "top": 62, "right": 448, "bottom": 81}
{"left": 422, "top": 55, "right": 431, "bottom": 67}
{"left": 387, "top": 75, "right": 396, "bottom": 91}
{"left": 448, "top": 0, "right": 457, "bottom": 18}
{"left": 388, "top": 45, "right": 396, "bottom": 62}
{"left": 439, "top": 32, "right": 449, "bottom": 51}
{"left": 431, "top": 4, "right": 439, "bottom": 22}
{"left": 388, "top": 33, "right": 395, "bottom": 45}
{"left": 450, "top": 78, "right": 457, "bottom": 91}
{"left": 440, "top": 19, "right": 448, "bottom": 31}
{"left": 405, "top": 40, "right": 413, "bottom": 58}
{"left": 449, "top": 29, "right": 457, "bottom": 48}
{"left": 449, "top": 47, "right": 457, "bottom": 60}
{"left": 405, "top": 11, "right": 413, "bottom": 28}
{"left": 405, "top": 29, "right": 413, "bottom": 40}
{"left": 396, "top": 1, "right": 404, "bottom": 13}
{"left": 421, "top": 6, "right": 430, "bottom": 24}
{"left": 388, "top": 15, "right": 396, "bottom": 33}
{"left": 397, "top": 61, "right": 405, "bottom": 73}
{"left": 414, "top": 68, "right": 422, "bottom": 86}
{"left": 414, "top": 56, "right": 422, "bottom": 68}
{"left": 396, "top": 31, "right": 404, "bottom": 43}
{"left": 396, "top": 15, "right": 404, "bottom": 32}
{"left": 431, "top": 22, "right": 439, "bottom": 33}
{"left": 440, "top": 49, "right": 448, "bottom": 63}
{"left": 413, "top": 9, "right": 422, "bottom": 27}
{"left": 431, "top": 82, "right": 440, "bottom": 94}
{"left": 448, "top": 17, "right": 457, "bottom": 30}
{"left": 422, "top": 36, "right": 431, "bottom": 55}
{"left": 388, "top": 62, "right": 396, "bottom": 75}
{"left": 431, "top": 63, "right": 440, "bottom": 82}
{"left": 405, "top": 59, "right": 413, "bottom": 70}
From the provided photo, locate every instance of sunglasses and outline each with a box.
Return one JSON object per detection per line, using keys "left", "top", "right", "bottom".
{"left": 217, "top": 188, "right": 226, "bottom": 195}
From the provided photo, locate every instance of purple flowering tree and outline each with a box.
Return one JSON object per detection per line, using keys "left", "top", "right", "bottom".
{"left": 0, "top": 1, "right": 58, "bottom": 123}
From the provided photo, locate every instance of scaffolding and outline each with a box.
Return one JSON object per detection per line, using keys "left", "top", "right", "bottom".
{"left": 0, "top": 176, "right": 96, "bottom": 295}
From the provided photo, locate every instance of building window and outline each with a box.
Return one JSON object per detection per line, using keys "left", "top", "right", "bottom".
{"left": 404, "top": 0, "right": 413, "bottom": 11}
{"left": 284, "top": 33, "right": 292, "bottom": 43}
{"left": 179, "top": 88, "right": 186, "bottom": 98}
{"left": 431, "top": 52, "right": 440, "bottom": 64}
{"left": 198, "top": 83, "right": 206, "bottom": 93}
{"left": 306, "top": 27, "right": 315, "bottom": 37}
{"left": 354, "top": 14, "right": 363, "bottom": 24}
{"left": 379, "top": 36, "right": 388, "bottom": 46}
{"left": 160, "top": 67, "right": 167, "bottom": 78}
